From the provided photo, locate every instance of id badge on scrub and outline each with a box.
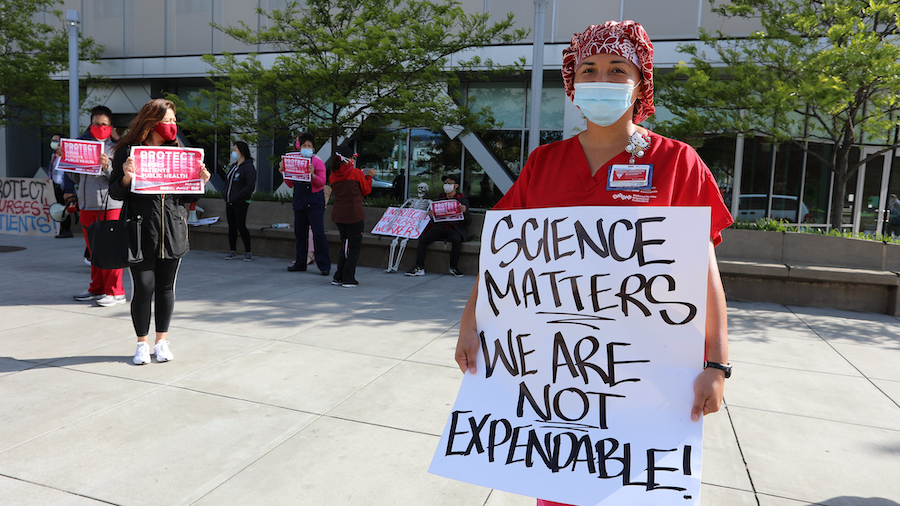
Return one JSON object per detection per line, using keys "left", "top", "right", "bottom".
{"left": 606, "top": 164, "right": 653, "bottom": 191}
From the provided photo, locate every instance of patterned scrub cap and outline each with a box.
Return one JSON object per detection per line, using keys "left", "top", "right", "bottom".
{"left": 561, "top": 20, "right": 655, "bottom": 124}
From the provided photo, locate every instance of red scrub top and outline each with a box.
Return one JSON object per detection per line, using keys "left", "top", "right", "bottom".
{"left": 495, "top": 132, "right": 734, "bottom": 245}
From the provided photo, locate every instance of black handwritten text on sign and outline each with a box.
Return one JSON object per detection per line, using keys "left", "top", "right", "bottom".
{"left": 430, "top": 206, "right": 712, "bottom": 506}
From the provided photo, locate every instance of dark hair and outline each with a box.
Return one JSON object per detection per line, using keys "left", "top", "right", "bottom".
{"left": 234, "top": 141, "right": 253, "bottom": 161}
{"left": 90, "top": 105, "right": 113, "bottom": 122}
{"left": 296, "top": 131, "right": 315, "bottom": 148}
{"left": 330, "top": 144, "right": 355, "bottom": 172}
{"left": 51, "top": 133, "right": 63, "bottom": 139}
{"left": 443, "top": 174, "right": 460, "bottom": 185}
{"left": 115, "top": 98, "right": 178, "bottom": 152}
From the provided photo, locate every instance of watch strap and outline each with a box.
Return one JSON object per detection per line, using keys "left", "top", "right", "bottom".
{"left": 704, "top": 360, "right": 732, "bottom": 379}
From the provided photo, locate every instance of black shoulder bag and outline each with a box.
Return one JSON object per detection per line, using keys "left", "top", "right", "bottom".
{"left": 88, "top": 194, "right": 143, "bottom": 269}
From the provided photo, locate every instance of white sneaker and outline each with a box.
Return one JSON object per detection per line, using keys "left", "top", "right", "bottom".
{"left": 84, "top": 258, "right": 92, "bottom": 266}
{"left": 133, "top": 342, "right": 150, "bottom": 365}
{"left": 96, "top": 294, "right": 126, "bottom": 307}
{"left": 154, "top": 340, "right": 174, "bottom": 362}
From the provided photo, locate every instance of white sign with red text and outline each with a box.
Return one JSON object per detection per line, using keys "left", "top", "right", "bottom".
{"left": 432, "top": 199, "right": 463, "bottom": 222}
{"left": 429, "top": 206, "right": 712, "bottom": 506}
{"left": 0, "top": 177, "right": 56, "bottom": 236}
{"left": 57, "top": 139, "right": 104, "bottom": 175}
{"left": 130, "top": 146, "right": 205, "bottom": 194}
{"left": 371, "top": 207, "right": 430, "bottom": 239}
{"left": 282, "top": 153, "right": 311, "bottom": 182}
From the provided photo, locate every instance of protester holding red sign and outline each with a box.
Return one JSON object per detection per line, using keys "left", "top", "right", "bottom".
{"left": 46, "top": 133, "right": 75, "bottom": 238}
{"left": 64, "top": 106, "right": 126, "bottom": 307}
{"left": 451, "top": 21, "right": 733, "bottom": 506}
{"left": 280, "top": 132, "right": 330, "bottom": 275}
{"left": 406, "top": 174, "right": 470, "bottom": 278}
{"left": 109, "top": 98, "right": 211, "bottom": 366}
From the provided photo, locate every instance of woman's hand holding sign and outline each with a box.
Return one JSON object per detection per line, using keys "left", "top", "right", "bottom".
{"left": 455, "top": 280, "right": 480, "bottom": 375}
{"left": 692, "top": 368, "right": 725, "bottom": 421}
{"left": 119, "top": 156, "right": 135, "bottom": 188}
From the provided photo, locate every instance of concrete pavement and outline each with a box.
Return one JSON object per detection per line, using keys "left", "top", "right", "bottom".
{"left": 0, "top": 233, "right": 898, "bottom": 506}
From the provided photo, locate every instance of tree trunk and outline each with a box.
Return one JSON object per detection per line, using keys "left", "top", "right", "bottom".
{"left": 828, "top": 143, "right": 855, "bottom": 231}
{"left": 830, "top": 177, "right": 847, "bottom": 231}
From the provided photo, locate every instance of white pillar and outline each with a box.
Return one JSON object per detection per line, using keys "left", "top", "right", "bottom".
{"left": 66, "top": 10, "right": 81, "bottom": 139}
{"left": 528, "top": 0, "right": 548, "bottom": 155}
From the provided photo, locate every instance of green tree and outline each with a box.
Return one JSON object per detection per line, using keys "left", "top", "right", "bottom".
{"left": 656, "top": 0, "right": 900, "bottom": 230}
{"left": 0, "top": 0, "right": 103, "bottom": 128}
{"left": 173, "top": 0, "right": 527, "bottom": 158}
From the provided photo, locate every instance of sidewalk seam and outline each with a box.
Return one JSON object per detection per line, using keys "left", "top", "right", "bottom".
{"left": 724, "top": 402, "right": 762, "bottom": 506}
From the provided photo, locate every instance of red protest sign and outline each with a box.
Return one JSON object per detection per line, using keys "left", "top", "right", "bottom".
{"left": 57, "top": 139, "right": 104, "bottom": 176}
{"left": 130, "top": 146, "right": 205, "bottom": 194}
{"left": 282, "top": 153, "right": 311, "bottom": 182}
{"left": 431, "top": 199, "right": 463, "bottom": 222}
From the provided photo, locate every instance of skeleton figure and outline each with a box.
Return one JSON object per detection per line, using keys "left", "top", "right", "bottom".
{"left": 385, "top": 182, "right": 432, "bottom": 273}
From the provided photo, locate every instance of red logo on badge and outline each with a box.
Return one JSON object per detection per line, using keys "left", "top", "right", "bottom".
{"left": 613, "top": 170, "right": 646, "bottom": 181}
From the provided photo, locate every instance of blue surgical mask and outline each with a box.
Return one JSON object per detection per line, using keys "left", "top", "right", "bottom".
{"left": 573, "top": 82, "right": 638, "bottom": 127}
{"left": 300, "top": 148, "right": 314, "bottom": 158}
{"left": 230, "top": 151, "right": 239, "bottom": 161}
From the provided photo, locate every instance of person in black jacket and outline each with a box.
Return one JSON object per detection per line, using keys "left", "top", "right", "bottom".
{"left": 223, "top": 141, "right": 257, "bottom": 261}
{"left": 406, "top": 174, "right": 471, "bottom": 278}
{"left": 108, "top": 98, "right": 210, "bottom": 366}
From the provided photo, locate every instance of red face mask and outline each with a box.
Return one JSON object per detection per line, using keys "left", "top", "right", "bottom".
{"left": 154, "top": 122, "right": 178, "bottom": 142}
{"left": 90, "top": 125, "right": 112, "bottom": 140}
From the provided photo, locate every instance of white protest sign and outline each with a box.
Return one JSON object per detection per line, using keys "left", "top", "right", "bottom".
{"left": 0, "top": 178, "right": 56, "bottom": 236}
{"left": 429, "top": 206, "right": 711, "bottom": 506}
{"left": 371, "top": 207, "right": 430, "bottom": 239}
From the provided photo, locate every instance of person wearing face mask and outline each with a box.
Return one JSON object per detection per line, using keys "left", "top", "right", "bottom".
{"left": 328, "top": 146, "right": 374, "bottom": 287}
{"left": 109, "top": 98, "right": 211, "bottom": 366}
{"left": 406, "top": 174, "right": 470, "bottom": 278}
{"left": 64, "top": 106, "right": 127, "bottom": 307}
{"left": 452, "top": 21, "right": 734, "bottom": 506}
{"left": 47, "top": 133, "right": 75, "bottom": 238}
{"left": 279, "top": 132, "right": 330, "bottom": 275}
{"left": 223, "top": 141, "right": 257, "bottom": 261}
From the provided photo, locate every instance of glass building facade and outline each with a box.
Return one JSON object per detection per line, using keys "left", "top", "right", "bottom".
{"left": 5, "top": 0, "right": 900, "bottom": 233}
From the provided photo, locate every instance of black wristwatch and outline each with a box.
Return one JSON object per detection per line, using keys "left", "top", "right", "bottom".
{"left": 704, "top": 361, "right": 732, "bottom": 379}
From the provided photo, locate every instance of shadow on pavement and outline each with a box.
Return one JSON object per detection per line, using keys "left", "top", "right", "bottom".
{"left": 811, "top": 498, "right": 900, "bottom": 506}
{"left": 0, "top": 355, "right": 131, "bottom": 373}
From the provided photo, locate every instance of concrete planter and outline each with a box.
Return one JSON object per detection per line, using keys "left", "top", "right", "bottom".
{"left": 720, "top": 228, "right": 894, "bottom": 271}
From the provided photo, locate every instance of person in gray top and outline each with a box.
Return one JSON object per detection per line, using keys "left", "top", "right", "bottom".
{"left": 65, "top": 105, "right": 126, "bottom": 307}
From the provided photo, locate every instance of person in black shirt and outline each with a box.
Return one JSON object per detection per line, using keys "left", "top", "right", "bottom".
{"left": 406, "top": 174, "right": 471, "bottom": 278}
{"left": 223, "top": 141, "right": 257, "bottom": 261}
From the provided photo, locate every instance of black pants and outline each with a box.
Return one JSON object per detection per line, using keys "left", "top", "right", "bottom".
{"left": 53, "top": 183, "right": 71, "bottom": 232}
{"left": 334, "top": 221, "right": 364, "bottom": 284}
{"left": 226, "top": 201, "right": 251, "bottom": 252}
{"left": 294, "top": 207, "right": 330, "bottom": 272}
{"left": 416, "top": 227, "right": 463, "bottom": 269}
{"left": 129, "top": 257, "right": 181, "bottom": 337}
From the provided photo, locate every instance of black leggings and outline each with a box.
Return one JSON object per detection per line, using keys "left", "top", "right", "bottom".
{"left": 334, "top": 221, "right": 364, "bottom": 284}
{"left": 129, "top": 257, "right": 181, "bottom": 337}
{"left": 226, "top": 201, "right": 251, "bottom": 252}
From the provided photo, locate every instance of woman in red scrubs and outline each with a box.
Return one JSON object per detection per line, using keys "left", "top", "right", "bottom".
{"left": 453, "top": 20, "right": 734, "bottom": 506}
